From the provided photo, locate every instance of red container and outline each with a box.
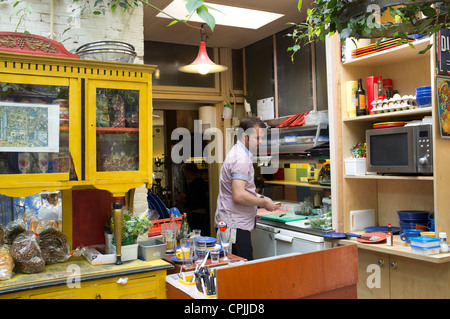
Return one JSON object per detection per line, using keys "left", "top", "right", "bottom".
{"left": 366, "top": 76, "right": 378, "bottom": 115}
{"left": 148, "top": 217, "right": 182, "bottom": 237}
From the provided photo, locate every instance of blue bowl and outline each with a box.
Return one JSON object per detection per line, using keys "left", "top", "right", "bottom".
{"left": 415, "top": 86, "right": 431, "bottom": 93}
{"left": 416, "top": 95, "right": 431, "bottom": 107}
{"left": 397, "top": 210, "right": 429, "bottom": 220}
{"left": 399, "top": 221, "right": 428, "bottom": 231}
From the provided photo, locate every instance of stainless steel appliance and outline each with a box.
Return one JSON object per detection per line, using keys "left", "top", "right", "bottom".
{"left": 366, "top": 124, "right": 433, "bottom": 174}
{"left": 251, "top": 223, "right": 331, "bottom": 259}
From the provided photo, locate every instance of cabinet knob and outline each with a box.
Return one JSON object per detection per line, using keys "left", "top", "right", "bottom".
{"left": 390, "top": 261, "right": 398, "bottom": 269}
{"left": 377, "top": 259, "right": 384, "bottom": 266}
{"left": 95, "top": 293, "right": 102, "bottom": 299}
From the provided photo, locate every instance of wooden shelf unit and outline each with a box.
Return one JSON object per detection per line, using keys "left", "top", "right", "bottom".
{"left": 329, "top": 35, "right": 450, "bottom": 238}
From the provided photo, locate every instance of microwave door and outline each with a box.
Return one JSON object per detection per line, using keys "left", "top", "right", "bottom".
{"left": 366, "top": 126, "right": 416, "bottom": 174}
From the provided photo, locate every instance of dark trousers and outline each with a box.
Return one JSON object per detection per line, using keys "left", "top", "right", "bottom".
{"left": 232, "top": 228, "right": 253, "bottom": 261}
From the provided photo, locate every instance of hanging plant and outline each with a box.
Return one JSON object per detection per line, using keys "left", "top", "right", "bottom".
{"left": 288, "top": 0, "right": 450, "bottom": 59}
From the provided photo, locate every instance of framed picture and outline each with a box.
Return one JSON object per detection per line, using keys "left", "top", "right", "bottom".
{"left": 436, "top": 76, "right": 450, "bottom": 139}
{"left": 0, "top": 101, "right": 60, "bottom": 152}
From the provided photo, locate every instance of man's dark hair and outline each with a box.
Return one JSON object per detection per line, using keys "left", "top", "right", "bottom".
{"left": 238, "top": 116, "right": 266, "bottom": 138}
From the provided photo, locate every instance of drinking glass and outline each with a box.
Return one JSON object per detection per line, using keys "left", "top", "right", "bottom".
{"left": 210, "top": 247, "right": 220, "bottom": 263}
{"left": 161, "top": 224, "right": 175, "bottom": 254}
{"left": 180, "top": 238, "right": 193, "bottom": 267}
{"left": 219, "top": 228, "right": 231, "bottom": 261}
{"left": 195, "top": 238, "right": 207, "bottom": 265}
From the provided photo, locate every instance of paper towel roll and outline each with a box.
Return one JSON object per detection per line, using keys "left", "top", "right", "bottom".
{"left": 199, "top": 106, "right": 216, "bottom": 129}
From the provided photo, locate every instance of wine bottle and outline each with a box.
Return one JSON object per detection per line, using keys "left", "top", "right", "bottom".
{"left": 356, "top": 78, "right": 366, "bottom": 116}
{"left": 178, "top": 213, "right": 191, "bottom": 241}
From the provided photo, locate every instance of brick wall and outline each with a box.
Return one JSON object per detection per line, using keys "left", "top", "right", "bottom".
{"left": 0, "top": 0, "right": 144, "bottom": 63}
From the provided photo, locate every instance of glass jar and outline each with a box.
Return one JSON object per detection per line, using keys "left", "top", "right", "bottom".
{"left": 439, "top": 232, "right": 449, "bottom": 253}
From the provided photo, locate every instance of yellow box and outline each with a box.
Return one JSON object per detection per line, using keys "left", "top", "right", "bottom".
{"left": 284, "top": 168, "right": 297, "bottom": 181}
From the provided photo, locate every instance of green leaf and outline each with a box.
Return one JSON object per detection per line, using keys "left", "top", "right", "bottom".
{"left": 298, "top": 0, "right": 302, "bottom": 11}
{"left": 419, "top": 44, "right": 433, "bottom": 54}
{"left": 111, "top": 4, "right": 117, "bottom": 12}
{"left": 167, "top": 20, "right": 179, "bottom": 27}
{"left": 196, "top": 6, "right": 215, "bottom": 31}
{"left": 186, "top": 0, "right": 204, "bottom": 14}
{"left": 421, "top": 7, "right": 436, "bottom": 18}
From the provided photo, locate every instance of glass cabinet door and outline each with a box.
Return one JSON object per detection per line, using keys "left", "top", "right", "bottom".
{"left": 0, "top": 75, "right": 72, "bottom": 181}
{"left": 87, "top": 81, "right": 149, "bottom": 180}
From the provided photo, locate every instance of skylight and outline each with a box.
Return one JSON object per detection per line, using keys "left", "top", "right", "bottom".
{"left": 156, "top": 0, "right": 284, "bottom": 29}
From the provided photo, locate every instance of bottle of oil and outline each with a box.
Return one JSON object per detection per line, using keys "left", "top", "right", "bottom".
{"left": 356, "top": 78, "right": 367, "bottom": 116}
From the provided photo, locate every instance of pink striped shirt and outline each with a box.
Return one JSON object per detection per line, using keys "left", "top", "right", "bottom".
{"left": 214, "top": 141, "right": 257, "bottom": 231}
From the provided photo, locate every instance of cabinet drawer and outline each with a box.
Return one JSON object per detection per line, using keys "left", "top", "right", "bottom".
{"left": 21, "top": 270, "right": 167, "bottom": 299}
{"left": 95, "top": 273, "right": 161, "bottom": 299}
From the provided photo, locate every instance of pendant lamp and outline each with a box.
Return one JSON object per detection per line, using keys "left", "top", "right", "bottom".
{"left": 178, "top": 25, "right": 228, "bottom": 75}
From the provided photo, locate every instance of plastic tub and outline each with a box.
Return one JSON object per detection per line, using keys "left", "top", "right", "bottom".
{"left": 409, "top": 236, "right": 440, "bottom": 248}
{"left": 138, "top": 239, "right": 166, "bottom": 261}
{"left": 410, "top": 246, "right": 440, "bottom": 255}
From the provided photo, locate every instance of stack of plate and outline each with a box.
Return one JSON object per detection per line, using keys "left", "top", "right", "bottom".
{"left": 76, "top": 41, "right": 136, "bottom": 63}
{"left": 194, "top": 236, "right": 217, "bottom": 257}
{"left": 351, "top": 38, "right": 414, "bottom": 59}
{"left": 373, "top": 121, "right": 406, "bottom": 129}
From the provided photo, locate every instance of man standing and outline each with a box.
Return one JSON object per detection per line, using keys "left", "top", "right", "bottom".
{"left": 214, "top": 116, "right": 278, "bottom": 260}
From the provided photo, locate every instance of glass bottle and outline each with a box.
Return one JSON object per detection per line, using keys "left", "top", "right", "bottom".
{"left": 439, "top": 232, "right": 449, "bottom": 253}
{"left": 178, "top": 213, "right": 191, "bottom": 241}
{"left": 386, "top": 223, "right": 393, "bottom": 246}
{"left": 377, "top": 76, "right": 385, "bottom": 100}
{"left": 355, "top": 78, "right": 366, "bottom": 116}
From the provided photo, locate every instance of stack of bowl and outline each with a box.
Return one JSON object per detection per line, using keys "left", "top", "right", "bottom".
{"left": 415, "top": 86, "right": 431, "bottom": 107}
{"left": 397, "top": 210, "right": 430, "bottom": 231}
{"left": 76, "top": 41, "right": 136, "bottom": 63}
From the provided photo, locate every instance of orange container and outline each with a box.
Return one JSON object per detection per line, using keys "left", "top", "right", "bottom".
{"left": 148, "top": 217, "right": 182, "bottom": 236}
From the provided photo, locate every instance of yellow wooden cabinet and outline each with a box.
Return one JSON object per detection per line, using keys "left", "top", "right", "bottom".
{"left": 0, "top": 51, "right": 156, "bottom": 264}
{"left": 0, "top": 51, "right": 155, "bottom": 198}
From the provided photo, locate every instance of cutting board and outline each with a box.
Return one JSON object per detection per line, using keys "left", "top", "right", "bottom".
{"left": 256, "top": 208, "right": 288, "bottom": 217}
{"left": 285, "top": 219, "right": 311, "bottom": 229}
{"left": 350, "top": 209, "right": 375, "bottom": 231}
{"left": 259, "top": 213, "right": 307, "bottom": 223}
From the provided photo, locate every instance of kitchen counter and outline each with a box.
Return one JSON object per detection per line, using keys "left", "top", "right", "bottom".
{"left": 332, "top": 233, "right": 450, "bottom": 264}
{"left": 0, "top": 256, "right": 173, "bottom": 297}
{"left": 257, "top": 217, "right": 450, "bottom": 264}
{"left": 256, "top": 216, "right": 327, "bottom": 236}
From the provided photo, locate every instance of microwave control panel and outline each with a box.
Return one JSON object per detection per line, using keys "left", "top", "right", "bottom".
{"left": 417, "top": 125, "right": 433, "bottom": 174}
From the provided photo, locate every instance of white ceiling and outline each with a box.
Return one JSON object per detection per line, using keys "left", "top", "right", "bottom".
{"left": 143, "top": 0, "right": 311, "bottom": 49}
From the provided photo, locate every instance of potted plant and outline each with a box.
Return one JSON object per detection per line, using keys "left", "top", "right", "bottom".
{"left": 109, "top": 208, "right": 152, "bottom": 260}
{"left": 288, "top": 0, "right": 450, "bottom": 58}
{"left": 344, "top": 142, "right": 367, "bottom": 176}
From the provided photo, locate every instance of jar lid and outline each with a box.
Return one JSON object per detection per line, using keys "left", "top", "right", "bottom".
{"left": 439, "top": 232, "right": 447, "bottom": 239}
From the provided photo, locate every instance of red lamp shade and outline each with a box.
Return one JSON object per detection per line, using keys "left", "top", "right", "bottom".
{"left": 178, "top": 41, "right": 228, "bottom": 75}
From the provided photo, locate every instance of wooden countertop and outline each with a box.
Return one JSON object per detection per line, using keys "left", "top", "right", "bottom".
{"left": 331, "top": 234, "right": 450, "bottom": 263}
{"left": 0, "top": 256, "right": 173, "bottom": 295}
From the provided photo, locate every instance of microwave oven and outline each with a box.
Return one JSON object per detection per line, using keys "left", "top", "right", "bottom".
{"left": 366, "top": 124, "right": 433, "bottom": 175}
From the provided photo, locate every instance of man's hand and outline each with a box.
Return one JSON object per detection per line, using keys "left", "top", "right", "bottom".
{"left": 261, "top": 196, "right": 279, "bottom": 212}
